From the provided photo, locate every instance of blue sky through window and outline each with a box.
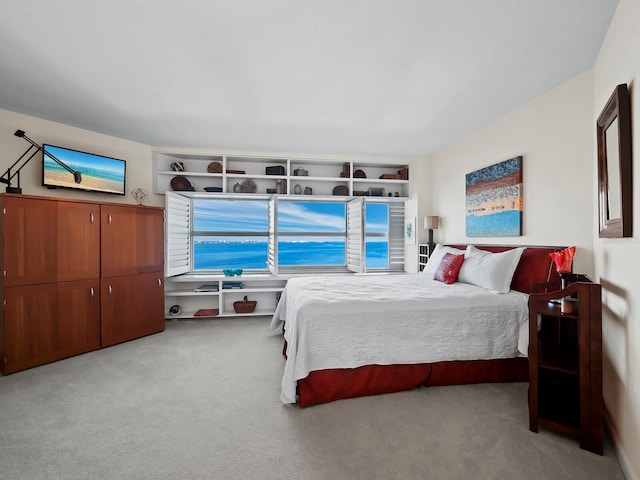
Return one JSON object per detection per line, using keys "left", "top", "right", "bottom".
{"left": 366, "top": 203, "right": 389, "bottom": 268}
{"left": 278, "top": 202, "right": 345, "bottom": 232}
{"left": 365, "top": 203, "right": 388, "bottom": 239}
{"left": 194, "top": 199, "right": 268, "bottom": 232}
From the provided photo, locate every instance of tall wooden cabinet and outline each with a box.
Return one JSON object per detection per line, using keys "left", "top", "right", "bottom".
{"left": 528, "top": 276, "right": 603, "bottom": 454}
{"left": 0, "top": 194, "right": 164, "bottom": 375}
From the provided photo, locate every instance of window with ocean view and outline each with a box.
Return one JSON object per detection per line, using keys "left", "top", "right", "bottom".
{"left": 365, "top": 203, "right": 389, "bottom": 269}
{"left": 193, "top": 198, "right": 269, "bottom": 270}
{"left": 190, "top": 197, "right": 397, "bottom": 272}
{"left": 277, "top": 201, "right": 346, "bottom": 267}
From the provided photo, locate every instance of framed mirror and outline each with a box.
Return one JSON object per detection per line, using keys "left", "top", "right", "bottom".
{"left": 597, "top": 83, "right": 632, "bottom": 238}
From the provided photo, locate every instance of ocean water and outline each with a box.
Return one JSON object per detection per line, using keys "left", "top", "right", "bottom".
{"left": 466, "top": 211, "right": 522, "bottom": 237}
{"left": 194, "top": 241, "right": 389, "bottom": 270}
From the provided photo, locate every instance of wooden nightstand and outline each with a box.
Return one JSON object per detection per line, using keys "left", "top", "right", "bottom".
{"left": 528, "top": 275, "right": 603, "bottom": 454}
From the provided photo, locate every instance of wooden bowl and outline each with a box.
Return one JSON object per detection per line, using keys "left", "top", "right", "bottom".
{"left": 207, "top": 161, "right": 222, "bottom": 173}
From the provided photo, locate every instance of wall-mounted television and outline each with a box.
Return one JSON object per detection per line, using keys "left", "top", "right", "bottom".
{"left": 43, "top": 144, "right": 126, "bottom": 195}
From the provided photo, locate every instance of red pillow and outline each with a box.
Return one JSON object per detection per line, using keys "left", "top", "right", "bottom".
{"left": 433, "top": 253, "right": 465, "bottom": 284}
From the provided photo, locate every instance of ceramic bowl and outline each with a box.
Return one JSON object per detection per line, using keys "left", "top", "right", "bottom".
{"left": 223, "top": 268, "right": 243, "bottom": 277}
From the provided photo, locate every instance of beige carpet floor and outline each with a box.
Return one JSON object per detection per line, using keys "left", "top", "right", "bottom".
{"left": 0, "top": 317, "right": 626, "bottom": 480}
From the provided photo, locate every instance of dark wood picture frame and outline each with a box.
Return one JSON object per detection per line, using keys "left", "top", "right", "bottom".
{"left": 597, "top": 83, "right": 632, "bottom": 238}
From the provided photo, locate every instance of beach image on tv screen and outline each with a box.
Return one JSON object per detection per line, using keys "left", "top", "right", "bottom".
{"left": 43, "top": 145, "right": 125, "bottom": 194}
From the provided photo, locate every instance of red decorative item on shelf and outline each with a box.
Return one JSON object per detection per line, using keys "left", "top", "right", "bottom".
{"left": 549, "top": 246, "right": 576, "bottom": 273}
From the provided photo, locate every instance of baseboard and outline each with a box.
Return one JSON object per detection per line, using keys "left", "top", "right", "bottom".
{"left": 605, "top": 410, "right": 638, "bottom": 480}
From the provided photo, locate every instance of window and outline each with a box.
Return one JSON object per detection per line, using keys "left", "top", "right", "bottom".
{"left": 192, "top": 198, "right": 269, "bottom": 270}
{"left": 277, "top": 201, "right": 347, "bottom": 268}
{"left": 176, "top": 194, "right": 404, "bottom": 274}
{"left": 365, "top": 203, "right": 389, "bottom": 269}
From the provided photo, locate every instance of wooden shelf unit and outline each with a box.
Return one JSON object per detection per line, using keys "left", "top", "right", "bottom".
{"left": 528, "top": 276, "right": 603, "bottom": 454}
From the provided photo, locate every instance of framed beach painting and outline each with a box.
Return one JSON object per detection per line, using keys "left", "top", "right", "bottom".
{"left": 466, "top": 156, "right": 523, "bottom": 237}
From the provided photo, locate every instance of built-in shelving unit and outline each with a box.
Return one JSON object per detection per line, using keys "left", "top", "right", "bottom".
{"left": 155, "top": 150, "right": 411, "bottom": 319}
{"left": 164, "top": 274, "right": 286, "bottom": 319}
{"left": 152, "top": 152, "right": 410, "bottom": 198}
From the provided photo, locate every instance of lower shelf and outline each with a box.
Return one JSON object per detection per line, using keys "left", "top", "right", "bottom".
{"left": 165, "top": 275, "right": 285, "bottom": 318}
{"left": 537, "top": 368, "right": 580, "bottom": 431}
{"left": 166, "top": 309, "right": 274, "bottom": 319}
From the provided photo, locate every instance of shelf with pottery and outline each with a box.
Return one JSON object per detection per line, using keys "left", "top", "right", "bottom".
{"left": 152, "top": 151, "right": 409, "bottom": 198}
{"left": 164, "top": 273, "right": 286, "bottom": 319}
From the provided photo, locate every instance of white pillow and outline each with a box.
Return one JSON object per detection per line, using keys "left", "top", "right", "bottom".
{"left": 457, "top": 245, "right": 525, "bottom": 294}
{"left": 422, "top": 244, "right": 466, "bottom": 277}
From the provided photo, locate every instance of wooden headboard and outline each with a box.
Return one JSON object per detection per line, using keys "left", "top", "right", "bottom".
{"left": 445, "top": 245, "right": 564, "bottom": 294}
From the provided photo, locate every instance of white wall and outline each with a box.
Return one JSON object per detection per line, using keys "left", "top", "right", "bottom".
{"left": 426, "top": 4, "right": 640, "bottom": 475}
{"left": 593, "top": 0, "right": 640, "bottom": 478}
{"left": 0, "top": 108, "right": 162, "bottom": 206}
{"left": 427, "top": 70, "right": 595, "bottom": 275}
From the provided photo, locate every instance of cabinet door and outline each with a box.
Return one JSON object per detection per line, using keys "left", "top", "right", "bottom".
{"left": 1, "top": 196, "right": 58, "bottom": 287}
{"left": 101, "top": 205, "right": 137, "bottom": 277}
{"left": 57, "top": 280, "right": 102, "bottom": 355}
{"left": 101, "top": 273, "right": 164, "bottom": 347}
{"left": 136, "top": 208, "right": 164, "bottom": 274}
{"left": 2, "top": 280, "right": 100, "bottom": 375}
{"left": 135, "top": 272, "right": 165, "bottom": 336}
{"left": 57, "top": 201, "right": 100, "bottom": 282}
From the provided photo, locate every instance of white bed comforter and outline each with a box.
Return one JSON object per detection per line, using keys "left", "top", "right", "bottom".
{"left": 271, "top": 274, "right": 529, "bottom": 404}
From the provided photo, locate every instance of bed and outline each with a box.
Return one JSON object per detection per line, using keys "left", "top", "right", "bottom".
{"left": 270, "top": 244, "right": 561, "bottom": 407}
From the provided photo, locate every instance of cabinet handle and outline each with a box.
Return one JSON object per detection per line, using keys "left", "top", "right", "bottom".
{"left": 90, "top": 287, "right": 95, "bottom": 298}
{"left": 90, "top": 212, "right": 94, "bottom": 224}
{"left": 157, "top": 278, "right": 162, "bottom": 287}
{"left": 108, "top": 214, "right": 112, "bottom": 224}
{"left": 108, "top": 285, "right": 112, "bottom": 295}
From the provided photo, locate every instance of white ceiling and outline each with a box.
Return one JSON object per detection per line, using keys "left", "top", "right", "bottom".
{"left": 0, "top": 0, "right": 619, "bottom": 158}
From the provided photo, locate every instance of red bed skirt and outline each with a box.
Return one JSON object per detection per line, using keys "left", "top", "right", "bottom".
{"left": 296, "top": 357, "right": 529, "bottom": 407}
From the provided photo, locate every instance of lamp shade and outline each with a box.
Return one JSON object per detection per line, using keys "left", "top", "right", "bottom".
{"left": 424, "top": 216, "right": 440, "bottom": 230}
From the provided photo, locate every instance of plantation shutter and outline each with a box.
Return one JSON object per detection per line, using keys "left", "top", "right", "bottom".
{"left": 165, "top": 192, "right": 191, "bottom": 277}
{"left": 268, "top": 196, "right": 278, "bottom": 275}
{"left": 388, "top": 202, "right": 405, "bottom": 271}
{"left": 346, "top": 197, "right": 364, "bottom": 273}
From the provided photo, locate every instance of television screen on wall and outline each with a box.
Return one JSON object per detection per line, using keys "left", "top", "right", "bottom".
{"left": 42, "top": 144, "right": 126, "bottom": 195}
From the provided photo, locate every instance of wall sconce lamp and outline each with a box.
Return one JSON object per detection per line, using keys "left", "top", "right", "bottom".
{"left": 424, "top": 216, "right": 440, "bottom": 246}
{"left": 0, "top": 129, "right": 82, "bottom": 194}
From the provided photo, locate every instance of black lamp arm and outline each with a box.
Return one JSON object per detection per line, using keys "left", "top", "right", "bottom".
{"left": 1, "top": 130, "right": 82, "bottom": 192}
{"left": 16, "top": 130, "right": 82, "bottom": 182}
{"left": 0, "top": 143, "right": 40, "bottom": 185}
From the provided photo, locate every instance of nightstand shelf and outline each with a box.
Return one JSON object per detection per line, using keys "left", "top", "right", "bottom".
{"left": 418, "top": 243, "right": 432, "bottom": 272}
{"left": 528, "top": 276, "right": 603, "bottom": 454}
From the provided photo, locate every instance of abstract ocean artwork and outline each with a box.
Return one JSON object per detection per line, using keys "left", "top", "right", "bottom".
{"left": 466, "top": 156, "right": 523, "bottom": 237}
